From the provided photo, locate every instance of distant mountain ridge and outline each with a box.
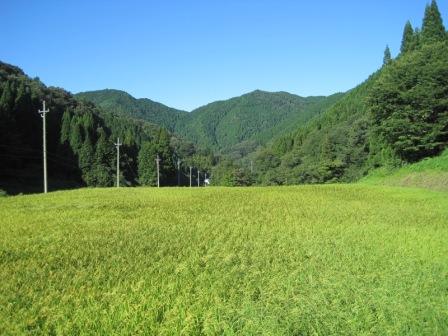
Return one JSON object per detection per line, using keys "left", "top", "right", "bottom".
{"left": 76, "top": 89, "right": 344, "bottom": 154}
{"left": 76, "top": 89, "right": 188, "bottom": 132}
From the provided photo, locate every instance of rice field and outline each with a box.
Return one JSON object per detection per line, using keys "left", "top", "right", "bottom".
{"left": 0, "top": 185, "right": 447, "bottom": 335}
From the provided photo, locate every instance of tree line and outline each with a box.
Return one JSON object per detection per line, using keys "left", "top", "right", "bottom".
{"left": 217, "top": 0, "right": 448, "bottom": 186}
{"left": 0, "top": 64, "right": 213, "bottom": 194}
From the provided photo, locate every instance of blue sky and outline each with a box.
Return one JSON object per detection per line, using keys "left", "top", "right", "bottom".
{"left": 2, "top": 0, "right": 447, "bottom": 111}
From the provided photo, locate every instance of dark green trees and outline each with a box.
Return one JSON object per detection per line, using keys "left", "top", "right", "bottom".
{"left": 369, "top": 42, "right": 448, "bottom": 162}
{"left": 138, "top": 142, "right": 157, "bottom": 186}
{"left": 93, "top": 128, "right": 114, "bottom": 186}
{"left": 383, "top": 45, "right": 392, "bottom": 65}
{"left": 138, "top": 129, "right": 175, "bottom": 186}
{"left": 421, "top": 0, "right": 446, "bottom": 44}
{"left": 0, "top": 60, "right": 205, "bottom": 193}
{"left": 401, "top": 21, "right": 418, "bottom": 53}
{"left": 370, "top": 0, "right": 447, "bottom": 163}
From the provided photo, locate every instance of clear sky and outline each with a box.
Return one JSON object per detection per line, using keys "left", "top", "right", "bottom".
{"left": 2, "top": 0, "right": 447, "bottom": 111}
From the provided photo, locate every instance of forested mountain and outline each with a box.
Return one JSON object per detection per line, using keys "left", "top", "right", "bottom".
{"left": 76, "top": 89, "right": 188, "bottom": 132}
{"left": 78, "top": 89, "right": 344, "bottom": 156}
{"left": 0, "top": 63, "right": 211, "bottom": 194}
{"left": 245, "top": 0, "right": 448, "bottom": 186}
{"left": 177, "top": 90, "right": 344, "bottom": 153}
{"left": 2, "top": 1, "right": 446, "bottom": 191}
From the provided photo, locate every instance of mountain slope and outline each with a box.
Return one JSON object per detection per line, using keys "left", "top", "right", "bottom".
{"left": 178, "top": 90, "right": 343, "bottom": 152}
{"left": 253, "top": 2, "right": 448, "bottom": 186}
{"left": 360, "top": 149, "right": 448, "bottom": 192}
{"left": 76, "top": 89, "right": 188, "bottom": 132}
{"left": 78, "top": 89, "right": 344, "bottom": 155}
{"left": 0, "top": 62, "right": 204, "bottom": 194}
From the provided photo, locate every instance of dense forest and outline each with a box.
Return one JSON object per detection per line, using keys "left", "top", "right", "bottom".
{"left": 77, "top": 89, "right": 343, "bottom": 156}
{"left": 1, "top": 1, "right": 447, "bottom": 192}
{"left": 0, "top": 64, "right": 213, "bottom": 194}
{"left": 242, "top": 0, "right": 448, "bottom": 186}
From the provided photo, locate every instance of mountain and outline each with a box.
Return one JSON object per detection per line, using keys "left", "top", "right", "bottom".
{"left": 177, "top": 90, "right": 344, "bottom": 153}
{"left": 0, "top": 62, "right": 208, "bottom": 194}
{"left": 76, "top": 89, "right": 188, "bottom": 132}
{"left": 77, "top": 89, "right": 344, "bottom": 155}
{"left": 250, "top": 0, "right": 448, "bottom": 186}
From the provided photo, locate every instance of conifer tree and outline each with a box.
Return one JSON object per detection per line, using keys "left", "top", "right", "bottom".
{"left": 0, "top": 81, "right": 14, "bottom": 115}
{"left": 421, "top": 0, "right": 446, "bottom": 44}
{"left": 60, "top": 110, "right": 71, "bottom": 144}
{"left": 69, "top": 118, "right": 83, "bottom": 152}
{"left": 138, "top": 142, "right": 157, "bottom": 186}
{"left": 93, "top": 128, "right": 114, "bottom": 186}
{"left": 155, "top": 128, "right": 175, "bottom": 184}
{"left": 79, "top": 134, "right": 95, "bottom": 185}
{"left": 400, "top": 21, "right": 416, "bottom": 53}
{"left": 383, "top": 45, "right": 392, "bottom": 65}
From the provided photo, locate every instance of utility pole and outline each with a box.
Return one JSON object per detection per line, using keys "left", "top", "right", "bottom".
{"left": 204, "top": 172, "right": 207, "bottom": 187}
{"left": 38, "top": 101, "right": 49, "bottom": 194}
{"left": 156, "top": 154, "right": 160, "bottom": 188}
{"left": 250, "top": 160, "right": 254, "bottom": 174}
{"left": 189, "top": 166, "right": 192, "bottom": 187}
{"left": 177, "top": 158, "right": 181, "bottom": 186}
{"left": 197, "top": 169, "right": 200, "bottom": 187}
{"left": 114, "top": 138, "right": 122, "bottom": 188}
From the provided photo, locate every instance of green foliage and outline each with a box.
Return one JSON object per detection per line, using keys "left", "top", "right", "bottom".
{"left": 361, "top": 149, "right": 448, "bottom": 191}
{"left": 138, "top": 142, "right": 158, "bottom": 186}
{"left": 369, "top": 41, "right": 448, "bottom": 162}
{"left": 421, "top": 0, "right": 446, "bottom": 45}
{"left": 1, "top": 186, "right": 448, "bottom": 334}
{"left": 401, "top": 21, "right": 418, "bottom": 53}
{"left": 383, "top": 45, "right": 392, "bottom": 65}
{"left": 76, "top": 89, "right": 187, "bottom": 132}
{"left": 79, "top": 89, "right": 344, "bottom": 157}
{"left": 254, "top": 73, "right": 378, "bottom": 185}
{"left": 0, "top": 62, "right": 205, "bottom": 193}
{"left": 60, "top": 110, "right": 71, "bottom": 144}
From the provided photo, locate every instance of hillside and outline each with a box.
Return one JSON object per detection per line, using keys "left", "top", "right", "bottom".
{"left": 361, "top": 149, "right": 448, "bottom": 192}
{"left": 178, "top": 90, "right": 343, "bottom": 153}
{"left": 250, "top": 1, "right": 448, "bottom": 186}
{"left": 0, "top": 62, "right": 206, "bottom": 194}
{"left": 1, "top": 186, "right": 447, "bottom": 334}
{"left": 77, "top": 89, "right": 344, "bottom": 154}
{"left": 76, "top": 89, "right": 188, "bottom": 132}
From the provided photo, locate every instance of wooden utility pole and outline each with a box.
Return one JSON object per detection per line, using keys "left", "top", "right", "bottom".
{"left": 114, "top": 138, "right": 122, "bottom": 188}
{"left": 38, "top": 101, "right": 49, "bottom": 194}
{"left": 189, "top": 166, "right": 192, "bottom": 187}
{"left": 156, "top": 154, "right": 161, "bottom": 188}
{"left": 177, "top": 158, "right": 181, "bottom": 186}
{"left": 197, "top": 169, "right": 200, "bottom": 187}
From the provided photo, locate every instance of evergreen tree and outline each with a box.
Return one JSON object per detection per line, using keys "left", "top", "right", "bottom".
{"left": 383, "top": 45, "right": 392, "bottom": 65}
{"left": 60, "top": 110, "right": 71, "bottom": 144}
{"left": 94, "top": 128, "right": 114, "bottom": 186}
{"left": 69, "top": 118, "right": 83, "bottom": 153}
{"left": 0, "top": 81, "right": 15, "bottom": 115}
{"left": 421, "top": 0, "right": 446, "bottom": 44}
{"left": 155, "top": 128, "right": 175, "bottom": 185}
{"left": 138, "top": 142, "right": 157, "bottom": 186}
{"left": 400, "top": 21, "right": 416, "bottom": 54}
{"left": 78, "top": 134, "right": 95, "bottom": 185}
{"left": 369, "top": 42, "right": 448, "bottom": 162}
